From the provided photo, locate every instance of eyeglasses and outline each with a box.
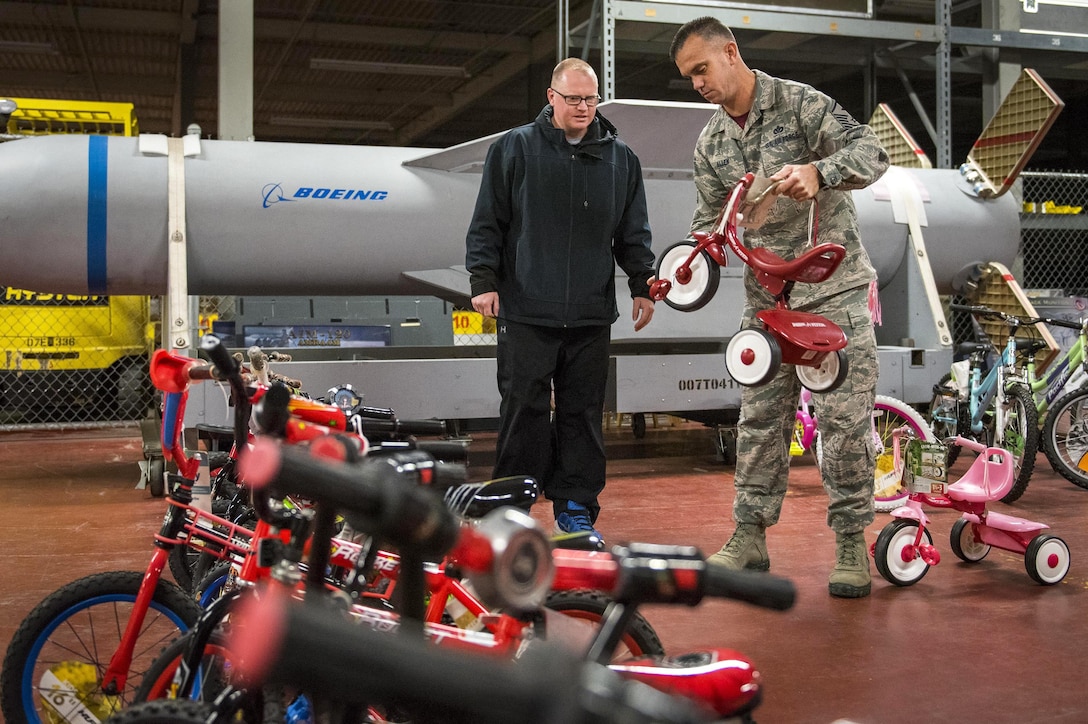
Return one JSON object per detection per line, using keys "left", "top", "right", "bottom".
{"left": 549, "top": 88, "right": 601, "bottom": 107}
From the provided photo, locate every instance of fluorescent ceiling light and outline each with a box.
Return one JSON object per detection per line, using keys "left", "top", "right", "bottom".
{"left": 310, "top": 57, "right": 470, "bottom": 78}
{"left": 0, "top": 41, "right": 58, "bottom": 55}
{"left": 270, "top": 116, "right": 393, "bottom": 131}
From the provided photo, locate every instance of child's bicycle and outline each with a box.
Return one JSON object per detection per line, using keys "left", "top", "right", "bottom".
{"left": 651, "top": 172, "right": 850, "bottom": 392}
{"left": 791, "top": 387, "right": 935, "bottom": 511}
{"left": 872, "top": 433, "right": 1070, "bottom": 587}
{"left": 0, "top": 340, "right": 573, "bottom": 724}
{"left": 935, "top": 302, "right": 1088, "bottom": 491}
{"left": 122, "top": 432, "right": 795, "bottom": 724}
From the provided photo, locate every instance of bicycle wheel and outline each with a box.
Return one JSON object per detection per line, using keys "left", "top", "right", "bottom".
{"left": 0, "top": 570, "right": 201, "bottom": 724}
{"left": 989, "top": 382, "right": 1038, "bottom": 503}
{"left": 135, "top": 629, "right": 287, "bottom": 722}
{"left": 815, "top": 396, "right": 934, "bottom": 512}
{"left": 544, "top": 589, "right": 664, "bottom": 660}
{"left": 1042, "top": 386, "right": 1088, "bottom": 490}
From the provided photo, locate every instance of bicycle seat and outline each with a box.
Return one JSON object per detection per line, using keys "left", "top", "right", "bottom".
{"left": 747, "top": 243, "right": 845, "bottom": 286}
{"left": 1016, "top": 338, "right": 1051, "bottom": 355}
{"left": 443, "top": 475, "right": 539, "bottom": 518}
{"left": 946, "top": 446, "right": 1015, "bottom": 502}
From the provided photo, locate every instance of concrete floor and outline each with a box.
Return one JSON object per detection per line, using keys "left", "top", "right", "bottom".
{"left": 2, "top": 422, "right": 1087, "bottom": 723}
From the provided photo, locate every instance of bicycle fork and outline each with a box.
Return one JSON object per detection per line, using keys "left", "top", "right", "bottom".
{"left": 100, "top": 546, "right": 171, "bottom": 695}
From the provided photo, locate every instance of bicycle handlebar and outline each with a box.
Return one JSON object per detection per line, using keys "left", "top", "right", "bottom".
{"left": 229, "top": 587, "right": 713, "bottom": 724}
{"left": 240, "top": 437, "right": 462, "bottom": 557}
{"left": 552, "top": 544, "right": 795, "bottom": 612}
{"left": 701, "top": 564, "right": 796, "bottom": 611}
{"left": 950, "top": 303, "right": 1083, "bottom": 331}
{"left": 351, "top": 416, "right": 448, "bottom": 437}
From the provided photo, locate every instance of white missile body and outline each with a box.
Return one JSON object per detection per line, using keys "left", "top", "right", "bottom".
{"left": 0, "top": 101, "right": 1018, "bottom": 304}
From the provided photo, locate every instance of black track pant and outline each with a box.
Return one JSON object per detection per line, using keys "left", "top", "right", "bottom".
{"left": 492, "top": 319, "right": 610, "bottom": 522}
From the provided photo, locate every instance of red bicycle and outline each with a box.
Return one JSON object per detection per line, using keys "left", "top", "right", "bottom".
{"left": 122, "top": 433, "right": 795, "bottom": 723}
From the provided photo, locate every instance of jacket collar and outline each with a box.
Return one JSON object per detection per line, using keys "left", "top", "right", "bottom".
{"left": 535, "top": 104, "right": 617, "bottom": 157}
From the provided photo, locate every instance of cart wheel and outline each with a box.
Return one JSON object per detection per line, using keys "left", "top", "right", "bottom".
{"left": 796, "top": 349, "right": 849, "bottom": 392}
{"left": 654, "top": 241, "right": 721, "bottom": 312}
{"left": 631, "top": 413, "right": 646, "bottom": 439}
{"left": 949, "top": 518, "right": 989, "bottom": 562}
{"left": 874, "top": 519, "right": 933, "bottom": 586}
{"left": 148, "top": 456, "right": 166, "bottom": 497}
{"left": 725, "top": 328, "right": 781, "bottom": 386}
{"left": 1024, "top": 534, "right": 1070, "bottom": 585}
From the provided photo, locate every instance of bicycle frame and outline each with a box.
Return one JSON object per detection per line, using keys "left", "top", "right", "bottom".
{"left": 1023, "top": 324, "right": 1088, "bottom": 419}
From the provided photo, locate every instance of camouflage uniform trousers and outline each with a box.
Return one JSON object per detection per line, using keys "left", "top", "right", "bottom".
{"left": 732, "top": 284, "right": 878, "bottom": 534}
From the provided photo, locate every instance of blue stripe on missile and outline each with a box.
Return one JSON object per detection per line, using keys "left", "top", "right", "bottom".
{"left": 87, "top": 135, "right": 108, "bottom": 295}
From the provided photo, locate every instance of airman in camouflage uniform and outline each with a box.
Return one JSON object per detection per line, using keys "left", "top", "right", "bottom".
{"left": 670, "top": 16, "right": 890, "bottom": 597}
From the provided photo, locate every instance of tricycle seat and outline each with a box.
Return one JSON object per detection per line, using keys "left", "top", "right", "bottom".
{"left": 747, "top": 243, "right": 845, "bottom": 285}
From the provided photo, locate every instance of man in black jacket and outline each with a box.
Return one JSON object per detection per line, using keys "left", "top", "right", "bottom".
{"left": 465, "top": 58, "right": 656, "bottom": 544}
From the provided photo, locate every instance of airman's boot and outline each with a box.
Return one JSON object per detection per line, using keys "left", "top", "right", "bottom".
{"left": 707, "top": 523, "right": 770, "bottom": 571}
{"left": 829, "top": 531, "right": 871, "bottom": 598}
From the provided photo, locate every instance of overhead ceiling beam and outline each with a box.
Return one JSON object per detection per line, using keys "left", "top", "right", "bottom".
{"left": 0, "top": 2, "right": 532, "bottom": 53}
{"left": 391, "top": 5, "right": 594, "bottom": 146}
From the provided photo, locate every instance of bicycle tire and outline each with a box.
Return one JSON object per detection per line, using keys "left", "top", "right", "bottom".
{"left": 168, "top": 541, "right": 224, "bottom": 593}
{"left": 134, "top": 630, "right": 287, "bottom": 723}
{"left": 545, "top": 589, "right": 664, "bottom": 659}
{"left": 98, "top": 697, "right": 216, "bottom": 724}
{"left": 815, "top": 395, "right": 934, "bottom": 512}
{"left": 992, "top": 382, "right": 1038, "bottom": 503}
{"left": 0, "top": 570, "right": 201, "bottom": 724}
{"left": 1042, "top": 386, "right": 1088, "bottom": 490}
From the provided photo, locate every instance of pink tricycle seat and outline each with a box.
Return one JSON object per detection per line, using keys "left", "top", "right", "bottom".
{"left": 947, "top": 447, "right": 1015, "bottom": 502}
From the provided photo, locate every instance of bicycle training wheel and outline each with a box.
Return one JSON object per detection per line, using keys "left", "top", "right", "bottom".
{"left": 0, "top": 571, "right": 201, "bottom": 724}
{"left": 654, "top": 240, "right": 720, "bottom": 312}
{"left": 1042, "top": 387, "right": 1088, "bottom": 491}
{"left": 725, "top": 328, "right": 781, "bottom": 387}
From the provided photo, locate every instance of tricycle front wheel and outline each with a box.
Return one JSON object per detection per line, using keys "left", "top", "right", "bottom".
{"left": 874, "top": 519, "right": 933, "bottom": 586}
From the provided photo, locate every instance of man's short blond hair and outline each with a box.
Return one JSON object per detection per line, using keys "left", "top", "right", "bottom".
{"left": 552, "top": 58, "right": 597, "bottom": 87}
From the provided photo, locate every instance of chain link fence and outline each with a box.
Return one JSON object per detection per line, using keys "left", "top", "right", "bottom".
{"left": 0, "top": 290, "right": 158, "bottom": 428}
{"left": 947, "top": 170, "right": 1088, "bottom": 346}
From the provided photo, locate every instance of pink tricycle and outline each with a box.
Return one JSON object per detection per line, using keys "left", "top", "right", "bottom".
{"left": 873, "top": 434, "right": 1070, "bottom": 586}
{"left": 649, "top": 172, "right": 850, "bottom": 392}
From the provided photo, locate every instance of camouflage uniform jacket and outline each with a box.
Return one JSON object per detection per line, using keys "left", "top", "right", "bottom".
{"left": 690, "top": 69, "right": 890, "bottom": 309}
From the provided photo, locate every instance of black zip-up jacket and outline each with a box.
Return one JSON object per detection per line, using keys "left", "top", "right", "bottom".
{"left": 465, "top": 105, "right": 655, "bottom": 328}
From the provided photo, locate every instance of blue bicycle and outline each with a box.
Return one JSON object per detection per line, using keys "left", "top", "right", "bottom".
{"left": 928, "top": 303, "right": 1039, "bottom": 503}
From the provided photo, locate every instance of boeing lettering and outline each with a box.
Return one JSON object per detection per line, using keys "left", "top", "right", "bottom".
{"left": 292, "top": 187, "right": 388, "bottom": 201}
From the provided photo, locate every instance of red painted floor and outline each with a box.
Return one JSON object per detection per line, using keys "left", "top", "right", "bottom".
{"left": 2, "top": 423, "right": 1087, "bottom": 723}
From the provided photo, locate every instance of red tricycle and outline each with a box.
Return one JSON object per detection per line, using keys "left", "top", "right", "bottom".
{"left": 650, "top": 172, "right": 849, "bottom": 392}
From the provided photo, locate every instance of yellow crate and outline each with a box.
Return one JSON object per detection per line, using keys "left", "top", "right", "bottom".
{"left": 4, "top": 97, "right": 138, "bottom": 136}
